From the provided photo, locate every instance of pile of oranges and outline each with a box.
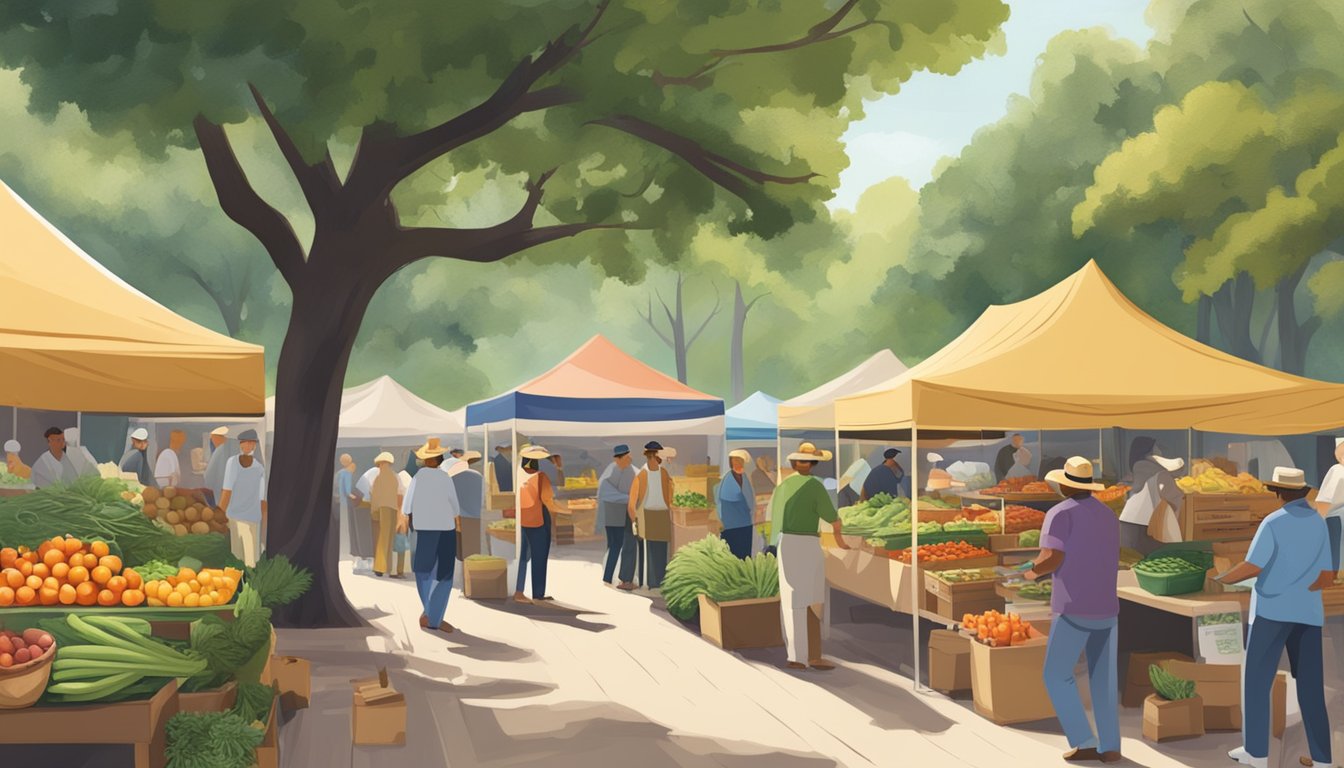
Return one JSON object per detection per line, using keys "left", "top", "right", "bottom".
{"left": 961, "top": 609, "right": 1038, "bottom": 647}
{"left": 894, "top": 540, "right": 993, "bottom": 564}
{"left": 0, "top": 537, "right": 146, "bottom": 608}
{"left": 144, "top": 566, "right": 241, "bottom": 608}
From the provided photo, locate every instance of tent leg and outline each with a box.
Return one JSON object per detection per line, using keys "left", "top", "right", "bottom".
{"left": 910, "top": 426, "right": 923, "bottom": 693}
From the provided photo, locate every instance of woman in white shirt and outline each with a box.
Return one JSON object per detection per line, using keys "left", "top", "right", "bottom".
{"left": 1118, "top": 438, "right": 1185, "bottom": 555}
{"left": 1313, "top": 440, "right": 1344, "bottom": 676}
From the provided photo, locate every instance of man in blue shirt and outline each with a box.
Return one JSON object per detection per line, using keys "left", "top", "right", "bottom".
{"left": 491, "top": 443, "right": 513, "bottom": 493}
{"left": 1216, "top": 467, "right": 1334, "bottom": 768}
{"left": 598, "top": 445, "right": 637, "bottom": 589}
{"left": 860, "top": 448, "right": 910, "bottom": 500}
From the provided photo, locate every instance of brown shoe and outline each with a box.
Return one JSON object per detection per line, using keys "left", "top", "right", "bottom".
{"left": 513, "top": 593, "right": 532, "bottom": 604}
{"left": 784, "top": 662, "right": 808, "bottom": 670}
{"left": 808, "top": 659, "right": 836, "bottom": 671}
{"left": 1100, "top": 752, "right": 1122, "bottom": 764}
{"left": 1064, "top": 748, "right": 1101, "bottom": 762}
{"left": 438, "top": 622, "right": 455, "bottom": 634}
{"left": 617, "top": 582, "right": 637, "bottom": 591}
{"left": 419, "top": 614, "right": 429, "bottom": 629}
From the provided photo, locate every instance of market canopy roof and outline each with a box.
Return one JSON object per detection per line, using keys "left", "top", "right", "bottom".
{"left": 466, "top": 334, "right": 724, "bottom": 436}
{"left": 0, "top": 180, "right": 265, "bottom": 415}
{"left": 265, "top": 375, "right": 464, "bottom": 447}
{"left": 777, "top": 349, "right": 908, "bottom": 430}
{"left": 835, "top": 260, "right": 1344, "bottom": 435}
{"left": 726, "top": 391, "right": 780, "bottom": 441}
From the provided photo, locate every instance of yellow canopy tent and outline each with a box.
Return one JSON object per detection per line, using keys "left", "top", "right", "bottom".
{"left": 0, "top": 180, "right": 265, "bottom": 415}
{"left": 835, "top": 260, "right": 1344, "bottom": 435}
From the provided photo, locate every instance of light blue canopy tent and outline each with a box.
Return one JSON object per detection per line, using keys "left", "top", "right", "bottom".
{"left": 725, "top": 391, "right": 779, "bottom": 442}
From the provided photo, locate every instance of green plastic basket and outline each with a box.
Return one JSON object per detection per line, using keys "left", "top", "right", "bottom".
{"left": 1133, "top": 550, "right": 1212, "bottom": 596}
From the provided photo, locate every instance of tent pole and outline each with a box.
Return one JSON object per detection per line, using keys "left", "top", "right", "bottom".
{"left": 911, "top": 425, "right": 922, "bottom": 693}
{"left": 480, "top": 423, "right": 488, "bottom": 557}
{"left": 512, "top": 426, "right": 521, "bottom": 597}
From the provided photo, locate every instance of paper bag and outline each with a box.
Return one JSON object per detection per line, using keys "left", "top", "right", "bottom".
{"left": 1147, "top": 500, "right": 1182, "bottom": 543}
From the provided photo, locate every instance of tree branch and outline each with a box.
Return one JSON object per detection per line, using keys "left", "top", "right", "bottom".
{"left": 655, "top": 288, "right": 677, "bottom": 329}
{"left": 686, "top": 283, "right": 723, "bottom": 348}
{"left": 744, "top": 290, "right": 770, "bottom": 315}
{"left": 193, "top": 116, "right": 306, "bottom": 287}
{"left": 638, "top": 296, "right": 674, "bottom": 348}
{"left": 248, "top": 83, "right": 341, "bottom": 221}
{"left": 391, "top": 221, "right": 637, "bottom": 270}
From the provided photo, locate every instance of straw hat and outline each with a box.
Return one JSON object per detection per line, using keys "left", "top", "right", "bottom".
{"left": 787, "top": 442, "right": 833, "bottom": 463}
{"left": 1265, "top": 466, "right": 1309, "bottom": 491}
{"left": 460, "top": 449, "right": 483, "bottom": 463}
{"left": 211, "top": 426, "right": 230, "bottom": 437}
{"left": 1045, "top": 456, "right": 1105, "bottom": 492}
{"left": 415, "top": 437, "right": 448, "bottom": 460}
{"left": 520, "top": 445, "right": 551, "bottom": 460}
{"left": 374, "top": 451, "right": 395, "bottom": 465}
{"left": 728, "top": 449, "right": 752, "bottom": 464}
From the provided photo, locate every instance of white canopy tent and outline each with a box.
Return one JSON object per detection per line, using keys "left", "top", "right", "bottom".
{"left": 265, "top": 375, "right": 465, "bottom": 448}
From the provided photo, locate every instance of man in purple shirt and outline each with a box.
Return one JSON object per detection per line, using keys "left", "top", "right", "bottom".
{"left": 1025, "top": 457, "right": 1121, "bottom": 764}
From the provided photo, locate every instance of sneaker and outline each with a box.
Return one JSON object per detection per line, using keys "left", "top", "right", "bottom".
{"left": 1228, "top": 747, "right": 1268, "bottom": 768}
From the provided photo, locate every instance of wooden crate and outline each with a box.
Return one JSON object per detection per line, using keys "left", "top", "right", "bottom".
{"left": 672, "top": 505, "right": 712, "bottom": 527}
{"left": 914, "top": 554, "right": 1000, "bottom": 572}
{"left": 0, "top": 679, "right": 179, "bottom": 768}
{"left": 923, "top": 571, "right": 1005, "bottom": 620}
{"left": 697, "top": 595, "right": 783, "bottom": 650}
{"left": 179, "top": 680, "right": 237, "bottom": 713}
{"left": 1180, "top": 493, "right": 1279, "bottom": 541}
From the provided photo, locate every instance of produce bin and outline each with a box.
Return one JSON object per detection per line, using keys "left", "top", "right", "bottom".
{"left": 272, "top": 656, "right": 312, "bottom": 710}
{"left": 179, "top": 680, "right": 237, "bottom": 713}
{"left": 1179, "top": 493, "right": 1278, "bottom": 541}
{"left": 928, "top": 630, "right": 972, "bottom": 693}
{"left": 1142, "top": 694, "right": 1205, "bottom": 742}
{"left": 464, "top": 557, "right": 509, "bottom": 599}
{"left": 968, "top": 627, "right": 1053, "bottom": 725}
{"left": 1133, "top": 550, "right": 1213, "bottom": 597}
{"left": 697, "top": 595, "right": 784, "bottom": 650}
{"left": 1123, "top": 651, "right": 1192, "bottom": 708}
{"left": 924, "top": 571, "right": 1005, "bottom": 620}
{"left": 254, "top": 693, "right": 281, "bottom": 768}
{"left": 671, "top": 521, "right": 713, "bottom": 557}
{"left": 874, "top": 529, "right": 990, "bottom": 552}
{"left": 672, "top": 505, "right": 712, "bottom": 527}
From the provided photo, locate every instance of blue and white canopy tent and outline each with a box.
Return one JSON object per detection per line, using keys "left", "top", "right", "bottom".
{"left": 725, "top": 391, "right": 780, "bottom": 443}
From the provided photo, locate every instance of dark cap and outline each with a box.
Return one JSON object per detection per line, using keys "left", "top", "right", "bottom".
{"left": 613, "top": 444, "right": 630, "bottom": 457}
{"left": 644, "top": 441, "right": 664, "bottom": 452}
{"left": 236, "top": 429, "right": 259, "bottom": 442}
{"left": 883, "top": 448, "right": 901, "bottom": 461}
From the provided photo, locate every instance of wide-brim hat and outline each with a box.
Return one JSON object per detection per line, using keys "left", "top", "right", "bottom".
{"left": 374, "top": 451, "right": 395, "bottom": 465}
{"left": 415, "top": 437, "right": 448, "bottom": 460}
{"left": 236, "top": 429, "right": 259, "bottom": 443}
{"left": 520, "top": 445, "right": 551, "bottom": 460}
{"left": 130, "top": 428, "right": 150, "bottom": 441}
{"left": 459, "top": 449, "right": 482, "bottom": 463}
{"left": 728, "top": 449, "right": 752, "bottom": 464}
{"left": 1265, "top": 466, "right": 1310, "bottom": 491}
{"left": 3, "top": 440, "right": 19, "bottom": 453}
{"left": 787, "top": 442, "right": 833, "bottom": 463}
{"left": 1152, "top": 455, "right": 1185, "bottom": 473}
{"left": 211, "top": 426, "right": 230, "bottom": 437}
{"left": 1045, "top": 456, "right": 1105, "bottom": 492}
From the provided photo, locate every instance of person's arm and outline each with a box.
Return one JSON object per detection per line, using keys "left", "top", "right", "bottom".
{"left": 1217, "top": 523, "right": 1274, "bottom": 586}
{"left": 1025, "top": 548, "right": 1064, "bottom": 580}
{"left": 815, "top": 480, "right": 849, "bottom": 550}
{"left": 218, "top": 459, "right": 237, "bottom": 513}
{"left": 541, "top": 473, "right": 565, "bottom": 512}
{"left": 597, "top": 465, "right": 616, "bottom": 502}
{"left": 628, "top": 471, "right": 644, "bottom": 520}
{"left": 1026, "top": 507, "right": 1070, "bottom": 580}
{"left": 259, "top": 470, "right": 267, "bottom": 523}
{"left": 1314, "top": 468, "right": 1341, "bottom": 515}
{"left": 1157, "top": 469, "right": 1185, "bottom": 511}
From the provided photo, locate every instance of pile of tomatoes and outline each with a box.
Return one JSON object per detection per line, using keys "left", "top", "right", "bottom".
{"left": 1003, "top": 506, "right": 1046, "bottom": 534}
{"left": 961, "top": 610, "right": 1038, "bottom": 647}
{"left": 0, "top": 537, "right": 146, "bottom": 608}
{"left": 894, "top": 540, "right": 993, "bottom": 564}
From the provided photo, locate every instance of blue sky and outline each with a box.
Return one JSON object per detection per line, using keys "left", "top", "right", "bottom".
{"left": 833, "top": 0, "right": 1154, "bottom": 209}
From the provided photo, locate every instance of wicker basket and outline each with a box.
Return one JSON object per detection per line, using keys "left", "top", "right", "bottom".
{"left": 0, "top": 644, "right": 55, "bottom": 709}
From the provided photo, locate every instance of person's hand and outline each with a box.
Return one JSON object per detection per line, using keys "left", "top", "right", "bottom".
{"left": 397, "top": 514, "right": 409, "bottom": 535}
{"left": 834, "top": 536, "right": 851, "bottom": 550}
{"left": 1023, "top": 570, "right": 1039, "bottom": 582}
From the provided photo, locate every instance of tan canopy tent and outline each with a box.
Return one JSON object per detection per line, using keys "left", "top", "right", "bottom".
{"left": 0, "top": 180, "right": 265, "bottom": 415}
{"left": 778, "top": 349, "right": 907, "bottom": 431}
{"left": 835, "top": 260, "right": 1344, "bottom": 435}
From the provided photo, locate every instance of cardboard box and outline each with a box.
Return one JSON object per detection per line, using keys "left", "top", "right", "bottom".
{"left": 180, "top": 680, "right": 238, "bottom": 713}
{"left": 1142, "top": 693, "right": 1205, "bottom": 742}
{"left": 272, "top": 656, "right": 311, "bottom": 710}
{"left": 464, "top": 562, "right": 509, "bottom": 599}
{"left": 697, "top": 595, "right": 784, "bottom": 650}
{"left": 1124, "top": 651, "right": 1193, "bottom": 708}
{"left": 928, "top": 630, "right": 972, "bottom": 693}
{"left": 924, "top": 571, "right": 1005, "bottom": 620}
{"left": 351, "top": 670, "right": 406, "bottom": 747}
{"left": 254, "top": 694, "right": 281, "bottom": 768}
{"left": 1159, "top": 660, "right": 1286, "bottom": 734}
{"left": 968, "top": 628, "right": 1053, "bottom": 724}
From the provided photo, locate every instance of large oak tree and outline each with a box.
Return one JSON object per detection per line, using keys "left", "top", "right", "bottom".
{"left": 0, "top": 0, "right": 1008, "bottom": 625}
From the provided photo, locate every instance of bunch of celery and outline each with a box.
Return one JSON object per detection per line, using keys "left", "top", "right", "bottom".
{"left": 47, "top": 614, "right": 207, "bottom": 702}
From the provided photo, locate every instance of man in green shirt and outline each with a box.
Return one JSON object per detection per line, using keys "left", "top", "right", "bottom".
{"left": 770, "top": 442, "right": 849, "bottom": 670}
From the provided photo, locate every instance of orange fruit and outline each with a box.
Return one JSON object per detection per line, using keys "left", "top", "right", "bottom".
{"left": 51, "top": 562, "right": 70, "bottom": 581}
{"left": 41, "top": 548, "right": 64, "bottom": 568}
{"left": 90, "top": 541, "right": 110, "bottom": 558}
{"left": 42, "top": 576, "right": 59, "bottom": 592}
{"left": 63, "top": 537, "right": 83, "bottom": 557}
{"left": 15, "top": 586, "right": 35, "bottom": 605}
{"left": 166, "top": 592, "right": 184, "bottom": 607}
{"left": 81, "top": 553, "right": 98, "bottom": 569}
{"left": 58, "top": 583, "right": 77, "bottom": 605}
{"left": 39, "top": 587, "right": 59, "bottom": 605}
{"left": 123, "top": 569, "right": 142, "bottom": 590}
{"left": 106, "top": 575, "right": 127, "bottom": 593}
{"left": 75, "top": 581, "right": 97, "bottom": 606}
{"left": 121, "top": 589, "right": 145, "bottom": 607}
{"left": 99, "top": 555, "right": 122, "bottom": 574}
{"left": 0, "top": 548, "right": 16, "bottom": 569}
{"left": 96, "top": 589, "right": 118, "bottom": 607}
{"left": 16, "top": 560, "right": 31, "bottom": 578}
{"left": 22, "top": 550, "right": 37, "bottom": 563}
{"left": 91, "top": 566, "right": 112, "bottom": 585}
{"left": 0, "top": 587, "right": 13, "bottom": 606}
{"left": 184, "top": 592, "right": 200, "bottom": 607}
{"left": 67, "top": 566, "right": 89, "bottom": 585}
{"left": 2, "top": 569, "right": 22, "bottom": 590}
{"left": 25, "top": 575, "right": 42, "bottom": 591}
{"left": 32, "top": 563, "right": 49, "bottom": 580}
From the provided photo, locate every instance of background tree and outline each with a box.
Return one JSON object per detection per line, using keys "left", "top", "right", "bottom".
{"left": 0, "top": 0, "right": 1009, "bottom": 625}
{"left": 637, "top": 274, "right": 722, "bottom": 384}
{"left": 729, "top": 280, "right": 768, "bottom": 404}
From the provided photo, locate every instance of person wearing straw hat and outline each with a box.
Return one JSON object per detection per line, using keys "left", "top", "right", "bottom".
{"left": 219, "top": 429, "right": 267, "bottom": 567}
{"left": 1217, "top": 467, "right": 1334, "bottom": 768}
{"left": 770, "top": 441, "right": 848, "bottom": 671}
{"left": 3, "top": 439, "right": 29, "bottom": 480}
{"left": 629, "top": 441, "right": 675, "bottom": 589}
{"left": 401, "top": 437, "right": 462, "bottom": 633}
{"left": 598, "top": 444, "right": 637, "bottom": 588}
{"left": 119, "top": 427, "right": 156, "bottom": 488}
{"left": 1026, "top": 457, "right": 1120, "bottom": 764}
{"left": 367, "top": 450, "right": 403, "bottom": 577}
{"left": 449, "top": 450, "right": 485, "bottom": 561}
{"left": 516, "top": 444, "right": 565, "bottom": 602}
{"left": 717, "top": 449, "right": 756, "bottom": 559}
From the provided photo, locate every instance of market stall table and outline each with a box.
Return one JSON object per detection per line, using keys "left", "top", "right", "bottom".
{"left": 0, "top": 678, "right": 179, "bottom": 768}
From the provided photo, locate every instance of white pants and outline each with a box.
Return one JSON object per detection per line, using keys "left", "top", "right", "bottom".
{"left": 231, "top": 519, "right": 261, "bottom": 567}
{"left": 778, "top": 534, "right": 824, "bottom": 663}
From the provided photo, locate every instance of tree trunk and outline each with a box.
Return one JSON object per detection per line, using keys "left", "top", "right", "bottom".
{"left": 266, "top": 257, "right": 380, "bottom": 628}
{"left": 671, "top": 276, "right": 689, "bottom": 383}
{"left": 1210, "top": 275, "right": 1260, "bottom": 363}
{"left": 1196, "top": 294, "right": 1212, "bottom": 345}
{"left": 1276, "top": 262, "right": 1320, "bottom": 376}
{"left": 731, "top": 282, "right": 746, "bottom": 404}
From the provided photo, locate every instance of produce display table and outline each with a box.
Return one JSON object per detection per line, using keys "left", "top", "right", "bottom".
{"left": 0, "top": 604, "right": 237, "bottom": 639}
{"left": 0, "top": 678, "right": 179, "bottom": 768}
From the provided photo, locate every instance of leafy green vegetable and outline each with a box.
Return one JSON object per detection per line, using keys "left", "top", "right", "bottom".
{"left": 133, "top": 559, "right": 181, "bottom": 581}
{"left": 44, "top": 614, "right": 207, "bottom": 704}
{"left": 673, "top": 491, "right": 711, "bottom": 509}
{"left": 193, "top": 607, "right": 273, "bottom": 677}
{"left": 1018, "top": 529, "right": 1042, "bottom": 547}
{"left": 661, "top": 536, "right": 779, "bottom": 620}
{"left": 233, "top": 681, "right": 276, "bottom": 725}
{"left": 244, "top": 554, "right": 313, "bottom": 608}
{"left": 166, "top": 709, "right": 266, "bottom": 768}
{"left": 1149, "top": 664, "right": 1197, "bottom": 701}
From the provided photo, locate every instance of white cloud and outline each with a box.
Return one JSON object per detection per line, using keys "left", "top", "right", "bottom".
{"left": 831, "top": 131, "right": 951, "bottom": 210}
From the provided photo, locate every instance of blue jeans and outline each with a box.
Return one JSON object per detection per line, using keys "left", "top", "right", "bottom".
{"left": 1243, "top": 617, "right": 1331, "bottom": 764}
{"left": 517, "top": 508, "right": 551, "bottom": 598}
{"left": 413, "top": 530, "right": 456, "bottom": 627}
{"left": 603, "top": 519, "right": 637, "bottom": 584}
{"left": 1043, "top": 615, "right": 1119, "bottom": 753}
{"left": 722, "top": 526, "right": 753, "bottom": 559}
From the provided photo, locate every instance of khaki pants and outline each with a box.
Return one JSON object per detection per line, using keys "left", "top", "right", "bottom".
{"left": 230, "top": 520, "right": 261, "bottom": 568}
{"left": 372, "top": 507, "right": 398, "bottom": 575}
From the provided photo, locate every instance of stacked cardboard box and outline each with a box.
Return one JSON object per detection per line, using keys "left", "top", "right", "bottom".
{"left": 352, "top": 668, "right": 407, "bottom": 746}
{"left": 927, "top": 630, "right": 972, "bottom": 693}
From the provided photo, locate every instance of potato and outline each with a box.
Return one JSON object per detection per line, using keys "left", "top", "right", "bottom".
{"left": 140, "top": 487, "right": 160, "bottom": 504}
{"left": 170, "top": 496, "right": 188, "bottom": 511}
{"left": 184, "top": 507, "right": 200, "bottom": 523}
{"left": 155, "top": 498, "right": 170, "bottom": 510}
{"left": 172, "top": 524, "right": 188, "bottom": 537}
{"left": 200, "top": 507, "right": 215, "bottom": 522}
{"left": 165, "top": 510, "right": 181, "bottom": 525}
{"left": 163, "top": 486, "right": 177, "bottom": 499}
{"left": 143, "top": 504, "right": 157, "bottom": 518}
{"left": 190, "top": 522, "right": 210, "bottom": 535}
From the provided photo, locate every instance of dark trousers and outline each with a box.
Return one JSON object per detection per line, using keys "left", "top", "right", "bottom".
{"left": 517, "top": 508, "right": 552, "bottom": 598}
{"left": 1243, "top": 617, "right": 1331, "bottom": 764}
{"left": 645, "top": 540, "right": 668, "bottom": 588}
{"left": 722, "top": 526, "right": 753, "bottom": 559}
{"left": 604, "top": 519, "right": 637, "bottom": 583}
